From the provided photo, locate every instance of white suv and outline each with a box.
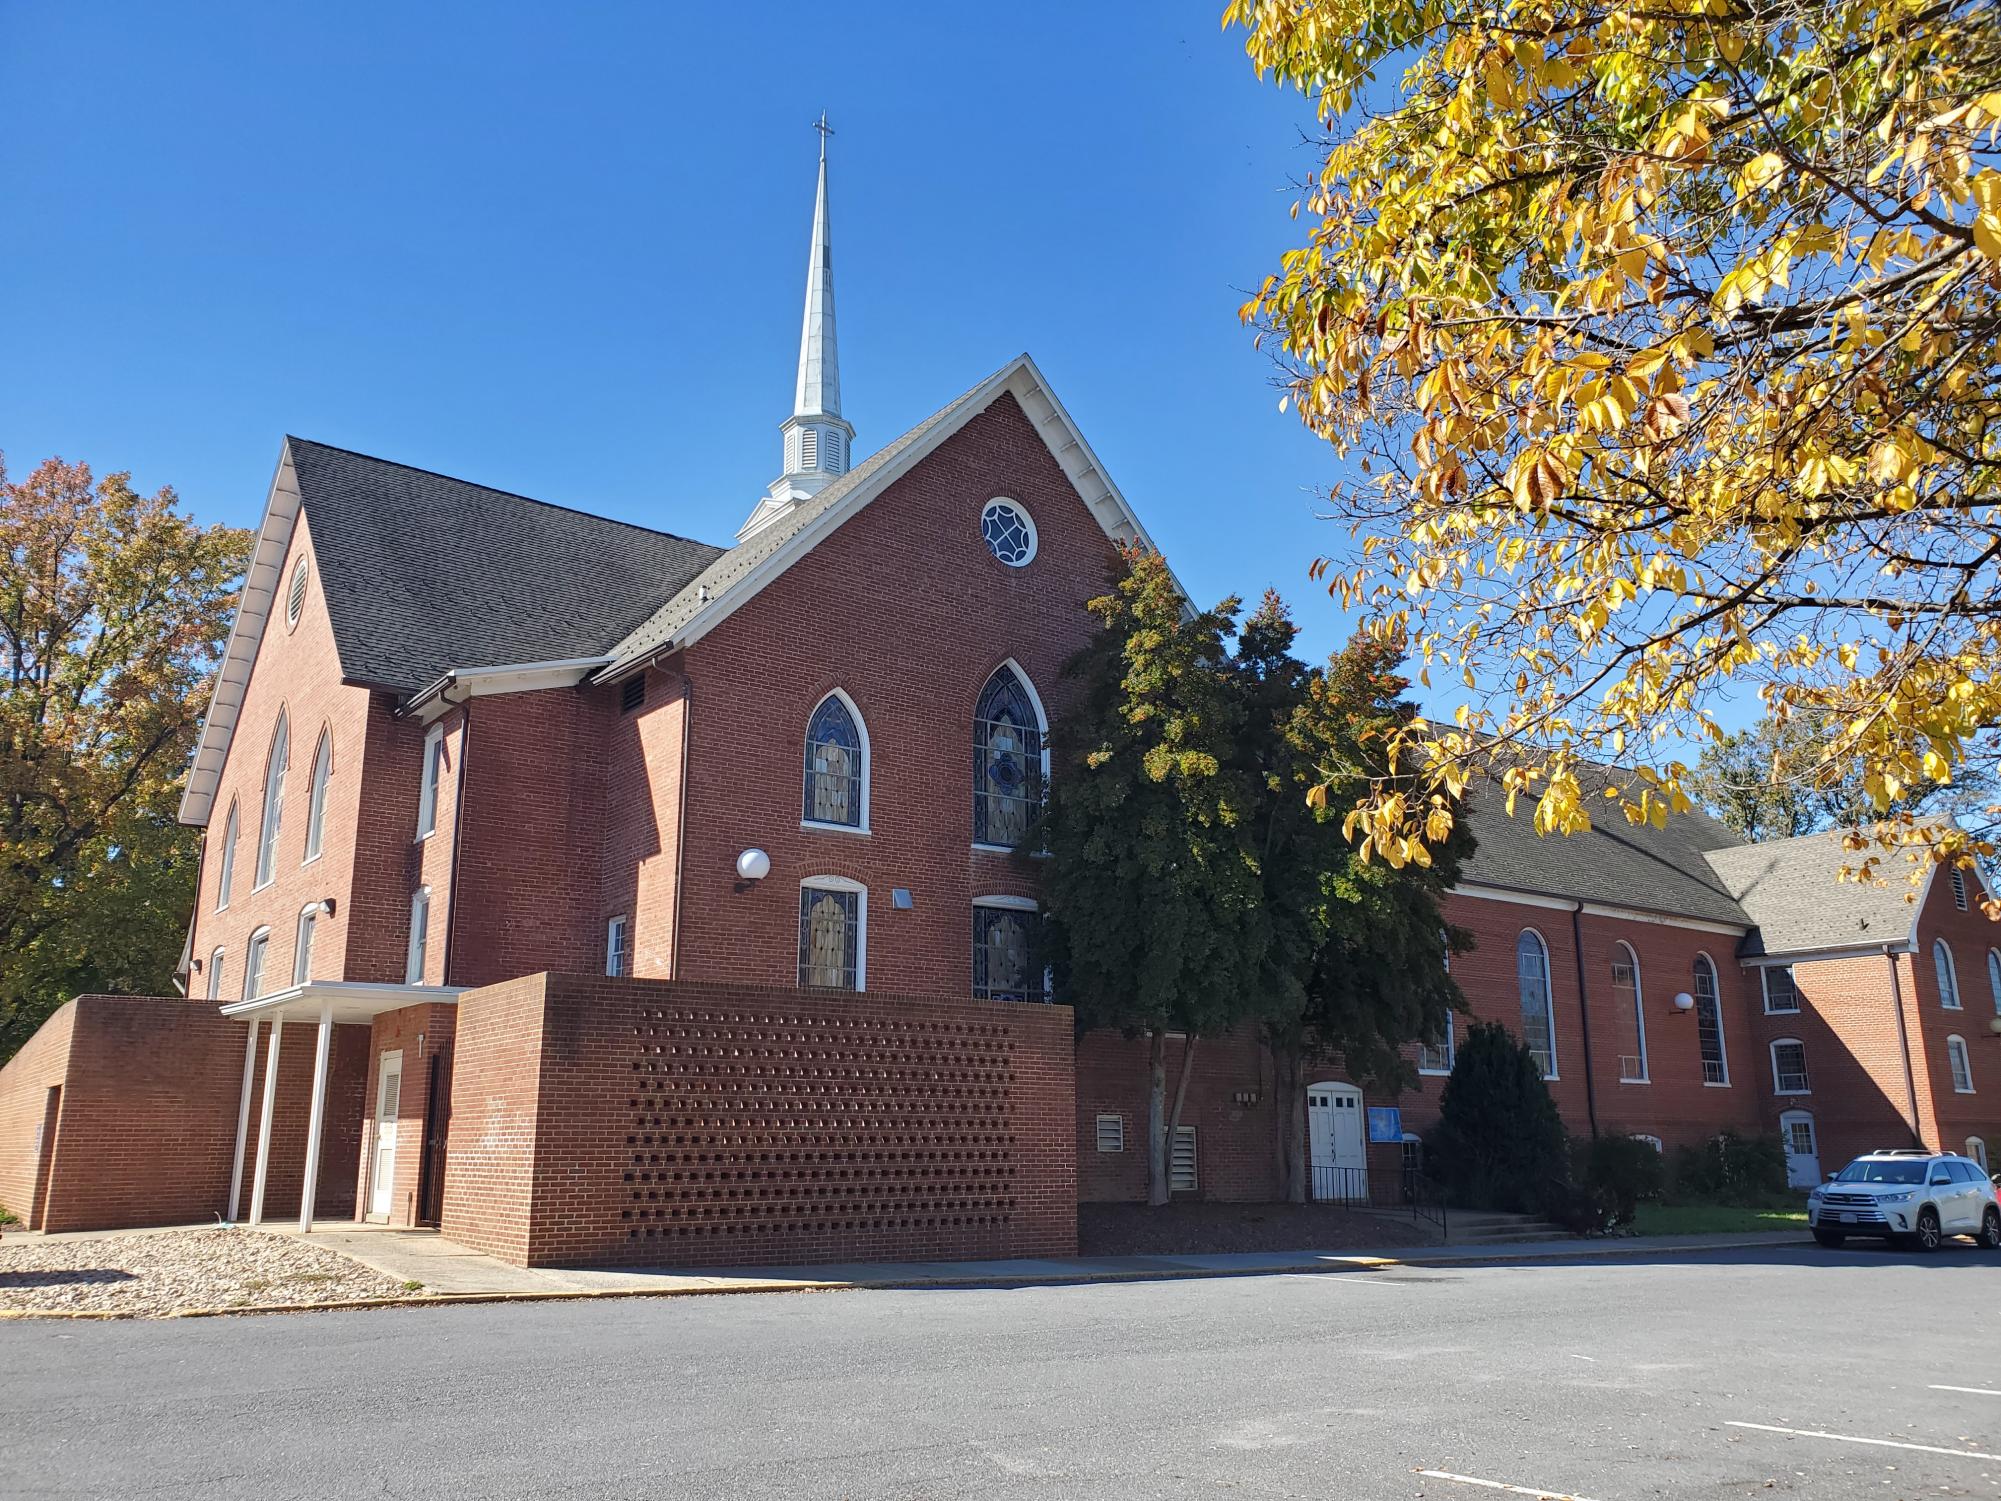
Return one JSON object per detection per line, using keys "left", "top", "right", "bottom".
{"left": 1810, "top": 1150, "right": 2001, "bottom": 1251}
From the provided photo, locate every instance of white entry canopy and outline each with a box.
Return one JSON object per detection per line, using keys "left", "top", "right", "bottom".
{"left": 221, "top": 980, "right": 463, "bottom": 1027}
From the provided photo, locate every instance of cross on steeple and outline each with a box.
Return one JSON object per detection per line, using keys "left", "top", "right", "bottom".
{"left": 814, "top": 112, "right": 833, "bottom": 159}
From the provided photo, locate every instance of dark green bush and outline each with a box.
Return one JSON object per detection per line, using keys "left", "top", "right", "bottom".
{"left": 1666, "top": 1130, "right": 1789, "bottom": 1205}
{"left": 1571, "top": 1133, "right": 1667, "bottom": 1230}
{"left": 1423, "top": 1021, "right": 1568, "bottom": 1212}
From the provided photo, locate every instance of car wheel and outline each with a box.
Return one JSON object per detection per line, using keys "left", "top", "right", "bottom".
{"left": 1812, "top": 1229, "right": 1846, "bottom": 1249}
{"left": 1979, "top": 1207, "right": 2001, "bottom": 1250}
{"left": 1914, "top": 1207, "right": 1944, "bottom": 1252}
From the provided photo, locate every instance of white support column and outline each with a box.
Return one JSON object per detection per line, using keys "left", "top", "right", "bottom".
{"left": 297, "top": 1001, "right": 335, "bottom": 1233}
{"left": 247, "top": 1016, "right": 284, "bottom": 1226}
{"left": 226, "top": 1019, "right": 262, "bottom": 1222}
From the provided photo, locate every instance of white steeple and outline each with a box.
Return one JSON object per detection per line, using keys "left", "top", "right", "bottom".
{"left": 739, "top": 115, "right": 856, "bottom": 541}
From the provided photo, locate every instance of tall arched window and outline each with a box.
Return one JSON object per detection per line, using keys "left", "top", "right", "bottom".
{"left": 294, "top": 904, "right": 319, "bottom": 985}
{"left": 207, "top": 947, "right": 225, "bottom": 1002}
{"left": 1989, "top": 949, "right": 2001, "bottom": 1016}
{"left": 1694, "top": 954, "right": 1729, "bottom": 1085}
{"left": 1948, "top": 1034, "right": 1976, "bottom": 1093}
{"left": 1935, "top": 939, "right": 1964, "bottom": 1010}
{"left": 254, "top": 711, "right": 289, "bottom": 888}
{"left": 802, "top": 692, "right": 867, "bottom": 829}
{"left": 215, "top": 801, "right": 239, "bottom": 912}
{"left": 1612, "top": 941, "right": 1648, "bottom": 1083}
{"left": 242, "top": 927, "right": 270, "bottom": 1001}
{"left": 406, "top": 886, "right": 430, "bottom": 985}
{"left": 973, "top": 663, "right": 1045, "bottom": 849}
{"left": 303, "top": 731, "right": 332, "bottom": 862}
{"left": 1516, "top": 930, "right": 1556, "bottom": 1079}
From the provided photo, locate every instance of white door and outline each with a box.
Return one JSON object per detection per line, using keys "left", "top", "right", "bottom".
{"left": 369, "top": 1051, "right": 403, "bottom": 1219}
{"left": 1307, "top": 1083, "right": 1367, "bottom": 1202}
{"left": 1779, "top": 1110, "right": 1819, "bottom": 1188}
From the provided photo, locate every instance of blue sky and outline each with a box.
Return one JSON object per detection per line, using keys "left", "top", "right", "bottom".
{"left": 0, "top": 1, "right": 1368, "bottom": 662}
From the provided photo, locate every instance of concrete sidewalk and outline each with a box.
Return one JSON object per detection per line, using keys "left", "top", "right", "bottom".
{"left": 291, "top": 1223, "right": 1816, "bottom": 1304}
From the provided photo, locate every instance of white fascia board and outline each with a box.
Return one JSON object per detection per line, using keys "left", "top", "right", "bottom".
{"left": 1450, "top": 880, "right": 1749, "bottom": 937}
{"left": 663, "top": 353, "right": 1190, "bottom": 656}
{"left": 406, "top": 656, "right": 612, "bottom": 721}
{"left": 1745, "top": 941, "right": 1917, "bottom": 967}
{"left": 220, "top": 980, "right": 465, "bottom": 1026}
{"left": 177, "top": 443, "right": 305, "bottom": 827}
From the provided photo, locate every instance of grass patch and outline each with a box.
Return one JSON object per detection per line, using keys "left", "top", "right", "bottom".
{"left": 1631, "top": 1203, "right": 1808, "bottom": 1236}
{"left": 0, "top": 1204, "right": 19, "bottom": 1227}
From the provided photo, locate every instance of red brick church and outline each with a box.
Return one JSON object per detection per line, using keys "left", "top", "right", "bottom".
{"left": 3, "top": 136, "right": 1997, "bottom": 1264}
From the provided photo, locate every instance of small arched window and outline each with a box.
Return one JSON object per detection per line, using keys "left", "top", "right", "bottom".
{"left": 303, "top": 731, "right": 332, "bottom": 863}
{"left": 215, "top": 801, "right": 239, "bottom": 912}
{"left": 242, "top": 927, "right": 271, "bottom": 1001}
{"left": 1694, "top": 954, "right": 1729, "bottom": 1085}
{"left": 1516, "top": 930, "right": 1556, "bottom": 1079}
{"left": 973, "top": 663, "right": 1045, "bottom": 849}
{"left": 1935, "top": 939, "right": 1964, "bottom": 1010}
{"left": 802, "top": 692, "right": 867, "bottom": 830}
{"left": 1770, "top": 1038, "right": 1810, "bottom": 1094}
{"left": 207, "top": 947, "right": 225, "bottom": 1002}
{"left": 1948, "top": 1034, "right": 1976, "bottom": 1094}
{"left": 254, "top": 711, "right": 289, "bottom": 888}
{"left": 406, "top": 886, "right": 430, "bottom": 985}
{"left": 1611, "top": 941, "right": 1648, "bottom": 1083}
{"left": 294, "top": 904, "right": 319, "bottom": 985}
{"left": 799, "top": 877, "right": 866, "bottom": 991}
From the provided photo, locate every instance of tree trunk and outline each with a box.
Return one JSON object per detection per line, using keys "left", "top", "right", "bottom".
{"left": 1272, "top": 1042, "right": 1306, "bottom": 1204}
{"left": 1146, "top": 1030, "right": 1169, "bottom": 1206}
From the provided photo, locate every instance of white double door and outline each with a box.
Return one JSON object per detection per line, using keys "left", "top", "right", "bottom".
{"left": 1307, "top": 1082, "right": 1367, "bottom": 1201}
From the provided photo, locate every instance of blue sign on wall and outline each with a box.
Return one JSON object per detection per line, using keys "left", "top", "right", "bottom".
{"left": 1366, "top": 1106, "right": 1404, "bottom": 1144}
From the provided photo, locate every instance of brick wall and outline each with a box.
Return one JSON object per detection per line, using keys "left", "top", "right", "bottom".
{"left": 442, "top": 975, "right": 1077, "bottom": 1268}
{"left": 0, "top": 1000, "right": 75, "bottom": 1226}
{"left": 355, "top": 1003, "right": 458, "bottom": 1226}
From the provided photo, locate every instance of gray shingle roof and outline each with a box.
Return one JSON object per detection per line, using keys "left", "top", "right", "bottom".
{"left": 1460, "top": 765, "right": 1752, "bottom": 926}
{"left": 1703, "top": 832, "right": 1928, "bottom": 957}
{"left": 288, "top": 438, "right": 725, "bottom": 692}
{"left": 602, "top": 369, "right": 1000, "bottom": 672}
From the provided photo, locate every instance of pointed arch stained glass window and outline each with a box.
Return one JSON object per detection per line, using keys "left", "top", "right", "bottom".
{"left": 803, "top": 695, "right": 862, "bottom": 826}
{"left": 974, "top": 666, "right": 1042, "bottom": 847}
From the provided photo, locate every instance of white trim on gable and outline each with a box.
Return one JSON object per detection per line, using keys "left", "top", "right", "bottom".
{"left": 609, "top": 355, "right": 1186, "bottom": 668}
{"left": 179, "top": 444, "right": 305, "bottom": 828}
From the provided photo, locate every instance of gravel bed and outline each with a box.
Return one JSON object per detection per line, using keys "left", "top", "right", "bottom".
{"left": 0, "top": 1228, "right": 409, "bottom": 1316}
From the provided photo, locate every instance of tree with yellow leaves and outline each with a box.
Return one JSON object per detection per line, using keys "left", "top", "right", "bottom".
{"left": 1229, "top": 0, "right": 2001, "bottom": 887}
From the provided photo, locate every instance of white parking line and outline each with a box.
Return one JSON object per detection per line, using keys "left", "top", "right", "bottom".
{"left": 1725, "top": 1421, "right": 2001, "bottom": 1462}
{"left": 1931, "top": 1384, "right": 2001, "bottom": 1397}
{"left": 1415, "top": 1470, "right": 1607, "bottom": 1500}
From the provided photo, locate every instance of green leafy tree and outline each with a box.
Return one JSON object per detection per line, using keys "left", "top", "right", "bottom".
{"left": 0, "top": 456, "right": 249, "bottom": 1059}
{"left": 1236, "top": 602, "right": 1471, "bottom": 1200}
{"left": 1039, "top": 546, "right": 1267, "bottom": 1205}
{"left": 1424, "top": 1021, "right": 1568, "bottom": 1213}
{"left": 1693, "top": 712, "right": 1998, "bottom": 843}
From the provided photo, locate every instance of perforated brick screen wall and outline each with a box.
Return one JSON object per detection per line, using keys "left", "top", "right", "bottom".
{"left": 443, "top": 974, "right": 1076, "bottom": 1268}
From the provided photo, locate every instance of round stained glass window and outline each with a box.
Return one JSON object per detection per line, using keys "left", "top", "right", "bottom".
{"left": 980, "top": 499, "right": 1037, "bottom": 567}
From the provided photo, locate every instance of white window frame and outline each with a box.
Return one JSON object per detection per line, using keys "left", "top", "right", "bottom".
{"left": 1516, "top": 927, "right": 1558, "bottom": 1080}
{"left": 242, "top": 927, "right": 270, "bottom": 1002}
{"left": 1417, "top": 1015, "right": 1455, "bottom": 1076}
{"left": 800, "top": 688, "right": 871, "bottom": 835}
{"left": 254, "top": 711, "right": 289, "bottom": 890}
{"left": 207, "top": 946, "right": 225, "bottom": 1002}
{"left": 798, "top": 875, "right": 867, "bottom": 992}
{"left": 979, "top": 497, "right": 1039, "bottom": 567}
{"left": 1095, "top": 1114, "right": 1126, "bottom": 1153}
{"left": 406, "top": 886, "right": 430, "bottom": 986}
{"left": 416, "top": 724, "right": 444, "bottom": 840}
{"left": 284, "top": 553, "right": 309, "bottom": 631}
{"left": 1693, "top": 951, "right": 1730, "bottom": 1087}
{"left": 971, "top": 658, "right": 1051, "bottom": 854}
{"left": 1948, "top": 1034, "right": 1975, "bottom": 1094}
{"left": 303, "top": 730, "right": 331, "bottom": 864}
{"left": 1633, "top": 1134, "right": 1664, "bottom": 1153}
{"left": 1968, "top": 1136, "right": 1989, "bottom": 1172}
{"left": 1936, "top": 938, "right": 1964, "bottom": 1010}
{"left": 1612, "top": 940, "right": 1649, "bottom": 1083}
{"left": 215, "top": 801, "right": 238, "bottom": 912}
{"left": 1170, "top": 1123, "right": 1199, "bottom": 1192}
{"left": 1769, "top": 1037, "right": 1811, "bottom": 1096}
{"left": 1988, "top": 948, "right": 2001, "bottom": 1016}
{"left": 606, "top": 915, "right": 631, "bottom": 978}
{"left": 1761, "top": 963, "right": 1801, "bottom": 1015}
{"left": 294, "top": 904, "right": 319, "bottom": 986}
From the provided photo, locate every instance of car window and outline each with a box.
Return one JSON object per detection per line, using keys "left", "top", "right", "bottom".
{"left": 1930, "top": 1164, "right": 1953, "bottom": 1184}
{"left": 1953, "top": 1161, "right": 1980, "bottom": 1183}
{"left": 1835, "top": 1159, "right": 1927, "bottom": 1184}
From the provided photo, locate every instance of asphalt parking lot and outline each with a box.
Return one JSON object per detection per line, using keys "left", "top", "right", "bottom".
{"left": 2, "top": 1240, "right": 1997, "bottom": 1499}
